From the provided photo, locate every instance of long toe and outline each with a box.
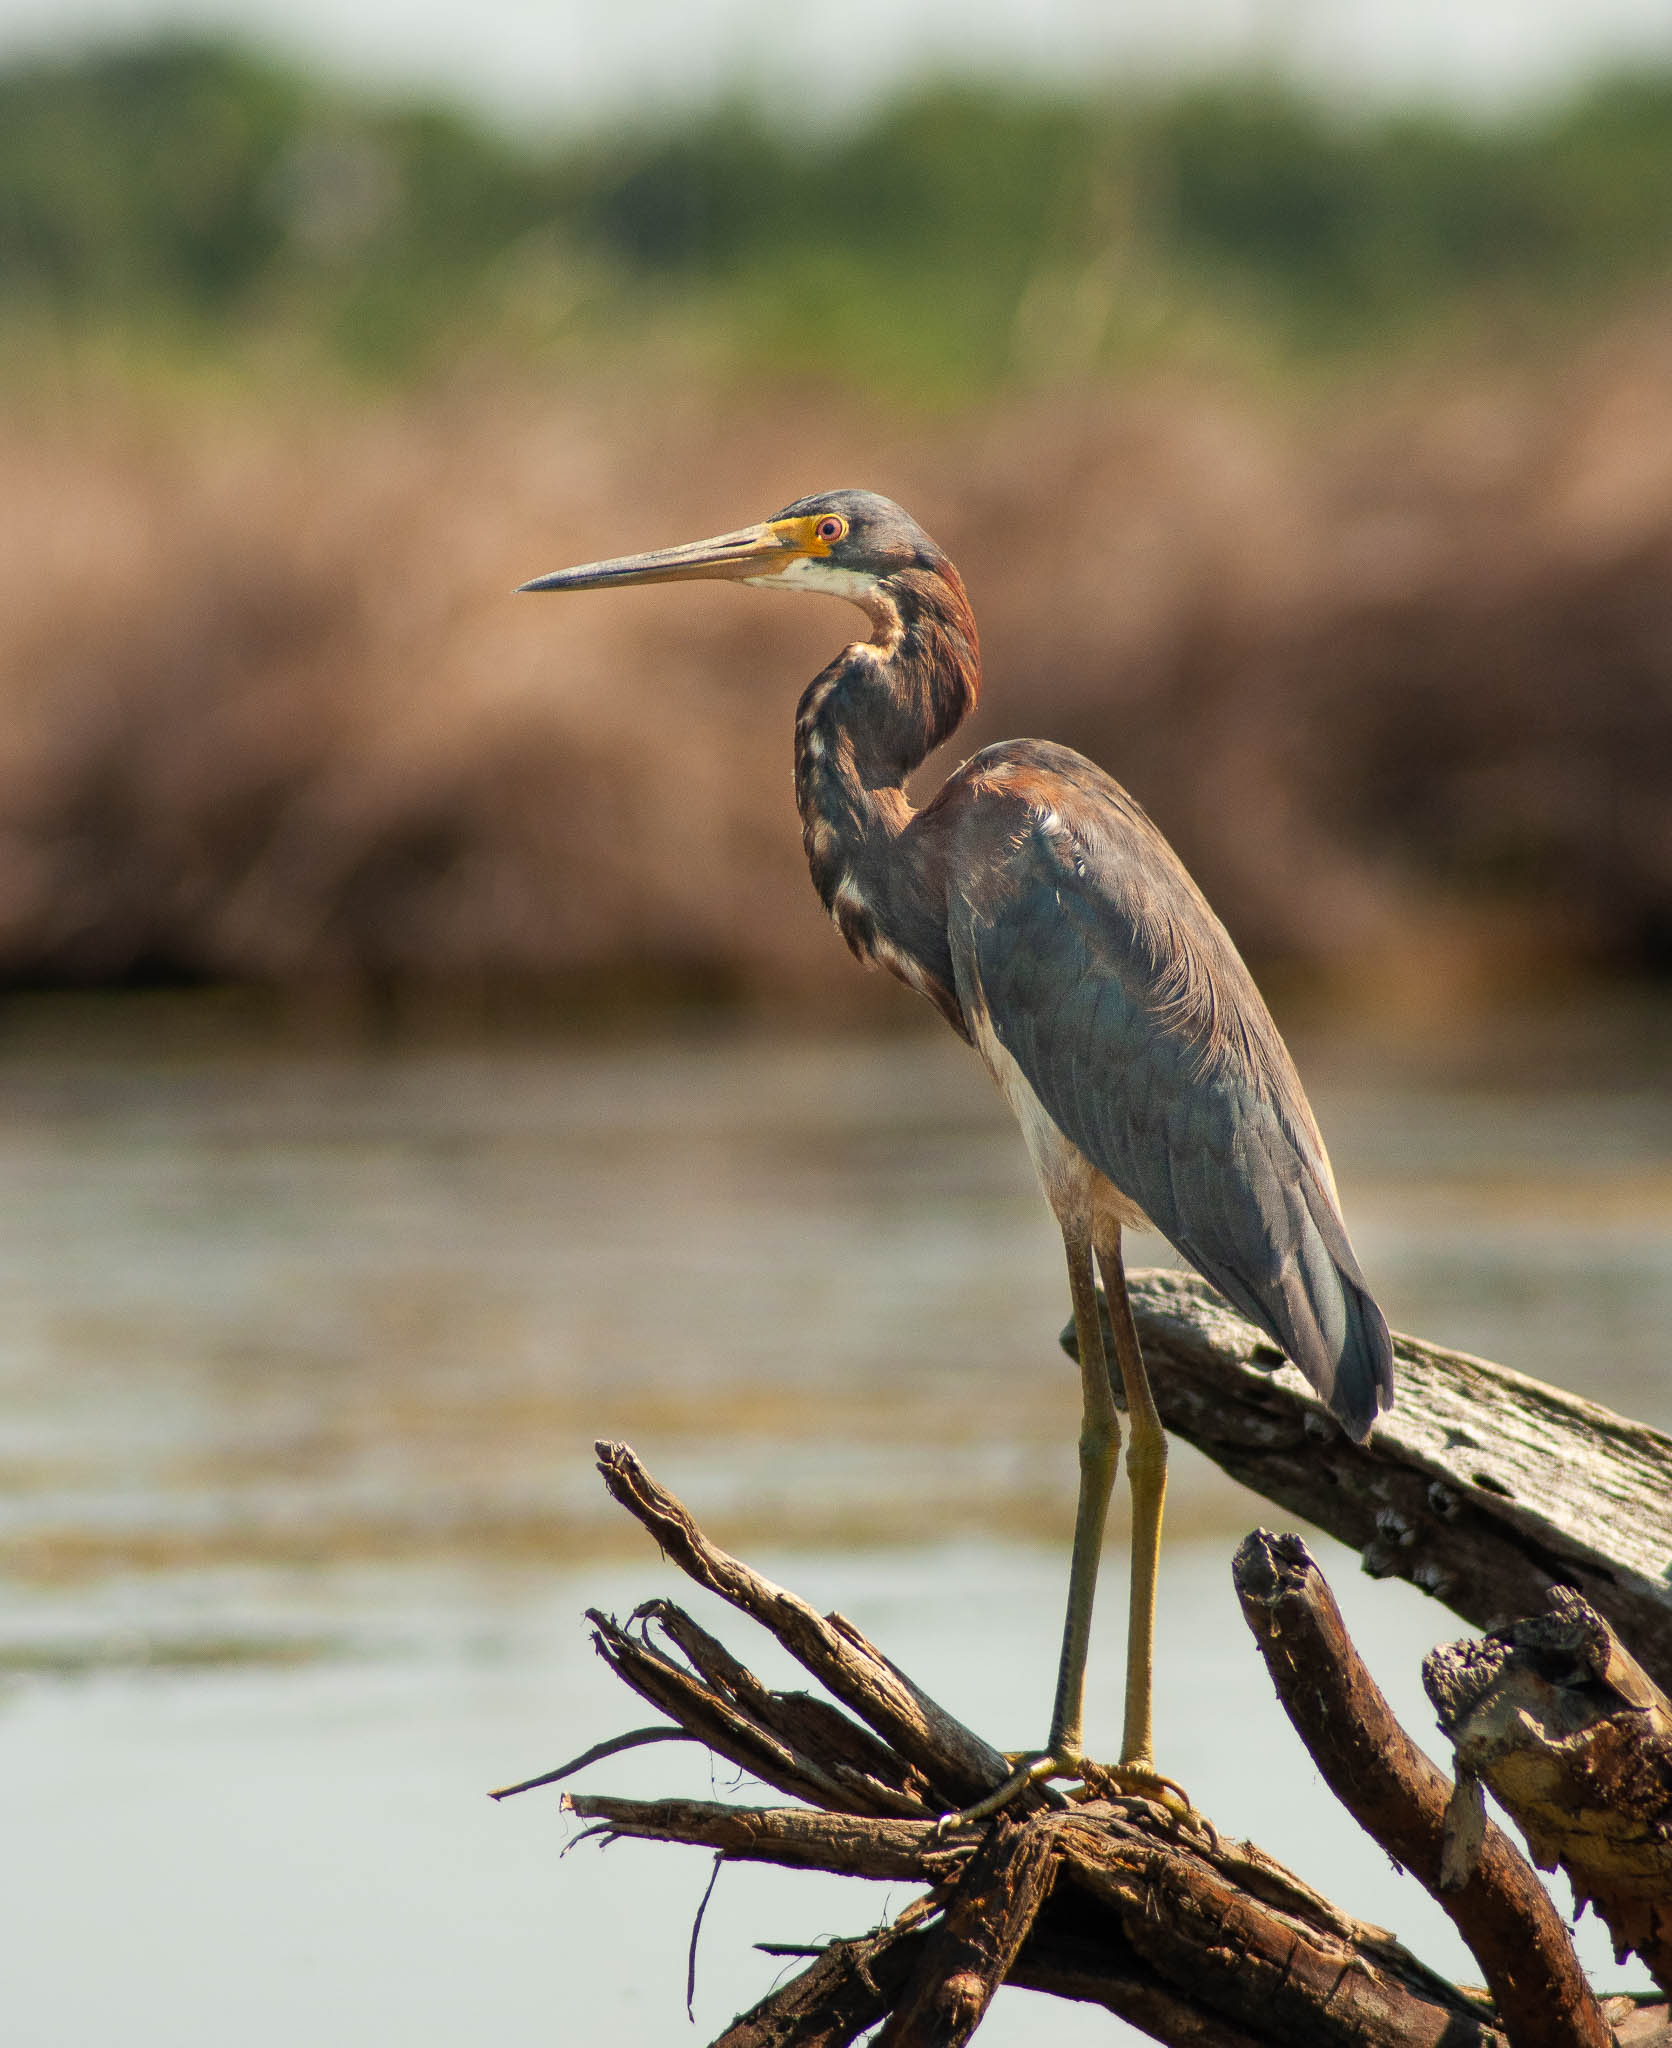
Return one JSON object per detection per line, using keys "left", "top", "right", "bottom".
{"left": 1084, "top": 1761, "right": 1207, "bottom": 1831}
{"left": 935, "top": 1749, "right": 1085, "bottom": 1831}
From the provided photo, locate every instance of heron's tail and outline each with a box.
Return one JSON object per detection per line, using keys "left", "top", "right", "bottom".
{"left": 1261, "top": 1199, "right": 1393, "bottom": 1442}
{"left": 1305, "top": 1266, "right": 1394, "bottom": 1443}
{"left": 1187, "top": 1174, "right": 1395, "bottom": 1443}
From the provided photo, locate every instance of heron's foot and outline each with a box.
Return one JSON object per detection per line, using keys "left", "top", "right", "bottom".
{"left": 1080, "top": 1758, "right": 1195, "bottom": 1819}
{"left": 1081, "top": 1760, "right": 1220, "bottom": 1846}
{"left": 932, "top": 1752, "right": 1211, "bottom": 1838}
{"left": 930, "top": 1747, "right": 1093, "bottom": 1834}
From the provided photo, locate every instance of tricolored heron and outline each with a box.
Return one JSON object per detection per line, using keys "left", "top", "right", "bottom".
{"left": 521, "top": 490, "right": 1393, "bottom": 1816}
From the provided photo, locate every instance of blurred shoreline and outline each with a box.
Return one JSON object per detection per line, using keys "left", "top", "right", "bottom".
{"left": 4, "top": 43, "right": 1672, "bottom": 1025}
{"left": 0, "top": 978, "right": 1669, "bottom": 1088}
{"left": 5, "top": 344, "right": 1672, "bottom": 1025}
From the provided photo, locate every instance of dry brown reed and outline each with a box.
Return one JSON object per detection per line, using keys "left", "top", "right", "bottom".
{"left": 4, "top": 328, "right": 1671, "bottom": 1021}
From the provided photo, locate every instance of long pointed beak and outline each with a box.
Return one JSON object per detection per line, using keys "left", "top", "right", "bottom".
{"left": 518, "top": 521, "right": 804, "bottom": 595}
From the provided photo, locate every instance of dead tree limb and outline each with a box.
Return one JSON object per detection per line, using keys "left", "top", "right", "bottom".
{"left": 1081, "top": 1271, "right": 1672, "bottom": 1692}
{"left": 592, "top": 1440, "right": 1018, "bottom": 1813}
{"left": 874, "top": 1817, "right": 1058, "bottom": 2047}
{"left": 713, "top": 1907, "right": 934, "bottom": 2047}
{"left": 531, "top": 1442, "right": 1672, "bottom": 2046}
{"left": 587, "top": 1602, "right": 938, "bottom": 1817}
{"left": 1424, "top": 1590, "right": 1672, "bottom": 1996}
{"left": 564, "top": 1788, "right": 1507, "bottom": 2047}
{"left": 715, "top": 1901, "right": 1286, "bottom": 2048}
{"left": 1233, "top": 1530, "right": 1610, "bottom": 2048}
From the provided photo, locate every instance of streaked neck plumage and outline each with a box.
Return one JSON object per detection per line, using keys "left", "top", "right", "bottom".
{"left": 792, "top": 562, "right": 980, "bottom": 1027}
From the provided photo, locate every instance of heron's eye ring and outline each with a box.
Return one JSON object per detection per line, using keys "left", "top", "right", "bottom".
{"left": 815, "top": 515, "right": 847, "bottom": 545}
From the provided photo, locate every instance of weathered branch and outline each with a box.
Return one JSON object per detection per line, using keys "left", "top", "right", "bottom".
{"left": 559, "top": 1794, "right": 972, "bottom": 1882}
{"left": 1425, "top": 1589, "right": 1672, "bottom": 1996}
{"left": 564, "top": 1787, "right": 1507, "bottom": 2046}
{"left": 1233, "top": 1530, "right": 1609, "bottom": 2048}
{"left": 1080, "top": 1271, "right": 1672, "bottom": 1692}
{"left": 542, "top": 1442, "right": 1672, "bottom": 2045}
{"left": 593, "top": 1441, "right": 1017, "bottom": 1812}
{"left": 875, "top": 1818, "right": 1057, "bottom": 2047}
{"left": 552, "top": 1445, "right": 1602, "bottom": 2047}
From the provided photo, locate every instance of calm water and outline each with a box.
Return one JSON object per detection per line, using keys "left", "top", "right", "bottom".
{"left": 1, "top": 1005, "right": 1668, "bottom": 2043}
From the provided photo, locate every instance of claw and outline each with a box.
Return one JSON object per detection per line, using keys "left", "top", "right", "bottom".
{"left": 931, "top": 1752, "right": 1208, "bottom": 1842}
{"left": 930, "top": 1749, "right": 1087, "bottom": 1834}
{"left": 1082, "top": 1760, "right": 1192, "bottom": 1814}
{"left": 1080, "top": 1761, "right": 1218, "bottom": 1844}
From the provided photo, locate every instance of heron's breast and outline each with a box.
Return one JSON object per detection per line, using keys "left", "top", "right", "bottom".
{"left": 967, "top": 1002, "right": 1150, "bottom": 1240}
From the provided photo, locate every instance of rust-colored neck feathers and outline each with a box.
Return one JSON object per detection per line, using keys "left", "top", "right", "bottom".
{"left": 792, "top": 562, "right": 979, "bottom": 1021}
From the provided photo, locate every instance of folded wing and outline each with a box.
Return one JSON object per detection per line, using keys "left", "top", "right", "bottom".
{"left": 945, "top": 744, "right": 1393, "bottom": 1440}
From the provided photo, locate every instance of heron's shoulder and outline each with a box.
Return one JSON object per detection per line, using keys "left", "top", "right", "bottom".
{"left": 926, "top": 738, "right": 1187, "bottom": 898}
{"left": 942, "top": 737, "right": 1134, "bottom": 801}
{"left": 925, "top": 739, "right": 1152, "bottom": 844}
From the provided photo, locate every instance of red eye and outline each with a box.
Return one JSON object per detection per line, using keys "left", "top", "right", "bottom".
{"left": 816, "top": 516, "right": 846, "bottom": 544}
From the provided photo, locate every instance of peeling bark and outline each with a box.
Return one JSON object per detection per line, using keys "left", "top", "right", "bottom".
{"left": 875, "top": 1819, "right": 1057, "bottom": 2047}
{"left": 1425, "top": 1590, "right": 1672, "bottom": 1995}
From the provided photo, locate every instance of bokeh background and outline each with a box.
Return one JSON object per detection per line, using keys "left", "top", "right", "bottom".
{"left": 2, "top": 5, "right": 1670, "bottom": 2044}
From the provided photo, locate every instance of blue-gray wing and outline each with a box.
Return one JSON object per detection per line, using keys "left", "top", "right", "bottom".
{"left": 942, "top": 743, "right": 1393, "bottom": 1439}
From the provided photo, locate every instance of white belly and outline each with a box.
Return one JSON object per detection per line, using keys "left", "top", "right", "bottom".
{"left": 969, "top": 1004, "right": 1151, "bottom": 1242}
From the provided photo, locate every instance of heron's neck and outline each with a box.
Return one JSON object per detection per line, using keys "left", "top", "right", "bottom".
{"left": 793, "top": 564, "right": 979, "bottom": 989}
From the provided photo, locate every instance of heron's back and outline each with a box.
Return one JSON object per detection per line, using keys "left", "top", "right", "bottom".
{"left": 923, "top": 739, "right": 1394, "bottom": 1440}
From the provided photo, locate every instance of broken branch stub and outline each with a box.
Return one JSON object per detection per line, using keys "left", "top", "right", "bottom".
{"left": 713, "top": 1909, "right": 934, "bottom": 2048}
{"left": 587, "top": 1602, "right": 937, "bottom": 1818}
{"left": 1425, "top": 1589, "right": 1672, "bottom": 1995}
{"left": 1233, "top": 1529, "right": 1611, "bottom": 2048}
{"left": 873, "top": 1818, "right": 1058, "bottom": 2048}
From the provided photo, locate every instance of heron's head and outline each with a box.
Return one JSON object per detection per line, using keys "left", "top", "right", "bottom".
{"left": 518, "top": 490, "right": 948, "bottom": 620}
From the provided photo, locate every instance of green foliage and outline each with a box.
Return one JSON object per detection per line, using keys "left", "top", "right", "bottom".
{"left": 0, "top": 40, "right": 300, "bottom": 312}
{"left": 0, "top": 37, "right": 562, "bottom": 372}
{"left": 6, "top": 36, "right": 1672, "bottom": 391}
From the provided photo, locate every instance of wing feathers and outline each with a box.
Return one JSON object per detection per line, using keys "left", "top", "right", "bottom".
{"left": 950, "top": 743, "right": 1393, "bottom": 1439}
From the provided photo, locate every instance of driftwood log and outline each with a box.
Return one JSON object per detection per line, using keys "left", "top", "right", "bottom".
{"left": 1424, "top": 1592, "right": 1672, "bottom": 1998}
{"left": 1083, "top": 1271, "right": 1672, "bottom": 1691}
{"left": 527, "top": 1442, "right": 1672, "bottom": 2047}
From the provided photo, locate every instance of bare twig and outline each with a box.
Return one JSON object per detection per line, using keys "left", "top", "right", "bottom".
{"left": 488, "top": 1723, "right": 693, "bottom": 1800}
{"left": 690, "top": 1853, "right": 726, "bottom": 2019}
{"left": 594, "top": 1440, "right": 1015, "bottom": 1811}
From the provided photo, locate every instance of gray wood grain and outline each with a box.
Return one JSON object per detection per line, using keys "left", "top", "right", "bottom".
{"left": 1089, "top": 1270, "right": 1672, "bottom": 1688}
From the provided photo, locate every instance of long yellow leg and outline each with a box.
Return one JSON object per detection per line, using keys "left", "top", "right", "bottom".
{"left": 940, "top": 1225, "right": 1188, "bottom": 1827}
{"left": 1048, "top": 1225, "right": 1123, "bottom": 1760}
{"left": 946, "top": 1227, "right": 1118, "bottom": 1823}
{"left": 1095, "top": 1228, "right": 1169, "bottom": 1773}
